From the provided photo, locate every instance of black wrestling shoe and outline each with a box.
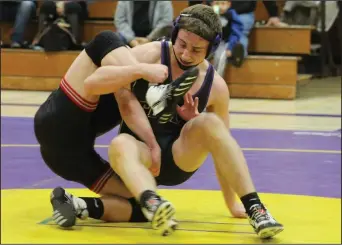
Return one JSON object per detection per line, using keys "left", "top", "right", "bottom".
{"left": 50, "top": 187, "right": 77, "bottom": 228}
{"left": 248, "top": 203, "right": 284, "bottom": 239}
{"left": 146, "top": 67, "right": 199, "bottom": 124}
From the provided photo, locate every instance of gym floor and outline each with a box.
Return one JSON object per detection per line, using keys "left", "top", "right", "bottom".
{"left": 1, "top": 76, "right": 341, "bottom": 244}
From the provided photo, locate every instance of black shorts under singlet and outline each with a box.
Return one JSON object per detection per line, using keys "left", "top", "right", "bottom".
{"left": 119, "top": 124, "right": 198, "bottom": 186}
{"left": 154, "top": 133, "right": 198, "bottom": 186}
{"left": 34, "top": 79, "right": 122, "bottom": 193}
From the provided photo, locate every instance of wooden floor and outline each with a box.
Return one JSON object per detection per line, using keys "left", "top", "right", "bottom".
{"left": 0, "top": 0, "right": 313, "bottom": 100}
{"left": 0, "top": 48, "right": 309, "bottom": 100}
{"left": 0, "top": 0, "right": 315, "bottom": 100}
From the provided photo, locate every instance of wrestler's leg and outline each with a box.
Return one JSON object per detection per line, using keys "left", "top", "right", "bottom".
{"left": 171, "top": 112, "right": 283, "bottom": 238}
{"left": 172, "top": 113, "right": 255, "bottom": 196}
{"left": 107, "top": 133, "right": 177, "bottom": 234}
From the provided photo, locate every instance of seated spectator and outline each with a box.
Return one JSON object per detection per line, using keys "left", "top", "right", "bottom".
{"left": 210, "top": 0, "right": 244, "bottom": 77}
{"left": 0, "top": 1, "right": 37, "bottom": 48}
{"left": 229, "top": 1, "right": 288, "bottom": 56}
{"left": 188, "top": 1, "right": 211, "bottom": 6}
{"left": 32, "top": 1, "right": 88, "bottom": 50}
{"left": 114, "top": 1, "right": 173, "bottom": 47}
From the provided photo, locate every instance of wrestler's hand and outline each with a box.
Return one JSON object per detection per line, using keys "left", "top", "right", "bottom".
{"left": 149, "top": 144, "right": 161, "bottom": 177}
{"left": 140, "top": 64, "right": 168, "bottom": 84}
{"left": 176, "top": 93, "right": 200, "bottom": 121}
{"left": 228, "top": 202, "right": 247, "bottom": 218}
{"left": 136, "top": 37, "right": 150, "bottom": 44}
{"left": 129, "top": 39, "right": 139, "bottom": 47}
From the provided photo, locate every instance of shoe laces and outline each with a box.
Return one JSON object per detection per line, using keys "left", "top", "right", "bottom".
{"left": 144, "top": 196, "right": 162, "bottom": 213}
{"left": 249, "top": 204, "right": 270, "bottom": 222}
{"left": 71, "top": 195, "right": 89, "bottom": 219}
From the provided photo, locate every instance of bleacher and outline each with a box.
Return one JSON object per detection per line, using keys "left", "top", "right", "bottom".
{"left": 0, "top": 1, "right": 313, "bottom": 99}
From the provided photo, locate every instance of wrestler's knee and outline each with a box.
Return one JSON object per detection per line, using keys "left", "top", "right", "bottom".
{"left": 188, "top": 112, "right": 227, "bottom": 139}
{"left": 109, "top": 134, "right": 136, "bottom": 154}
{"left": 108, "top": 134, "right": 137, "bottom": 166}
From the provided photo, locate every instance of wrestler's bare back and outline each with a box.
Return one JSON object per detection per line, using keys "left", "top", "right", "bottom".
{"left": 63, "top": 51, "right": 99, "bottom": 103}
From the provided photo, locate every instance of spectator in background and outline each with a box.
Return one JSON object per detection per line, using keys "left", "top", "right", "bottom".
{"left": 114, "top": 1, "right": 173, "bottom": 47}
{"left": 229, "top": 1, "right": 288, "bottom": 56}
{"left": 189, "top": 1, "right": 212, "bottom": 6}
{"left": 189, "top": 1, "right": 205, "bottom": 6}
{"left": 36, "top": 1, "right": 88, "bottom": 46}
{"left": 0, "top": 1, "right": 37, "bottom": 48}
{"left": 211, "top": 0, "right": 244, "bottom": 76}
{"left": 189, "top": 1, "right": 287, "bottom": 57}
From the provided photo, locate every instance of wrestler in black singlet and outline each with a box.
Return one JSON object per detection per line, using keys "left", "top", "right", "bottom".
{"left": 119, "top": 40, "right": 214, "bottom": 186}
{"left": 34, "top": 81, "right": 122, "bottom": 193}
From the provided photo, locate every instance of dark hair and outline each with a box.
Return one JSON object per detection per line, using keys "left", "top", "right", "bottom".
{"left": 178, "top": 4, "right": 222, "bottom": 41}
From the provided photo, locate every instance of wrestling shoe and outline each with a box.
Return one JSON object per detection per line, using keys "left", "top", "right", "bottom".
{"left": 50, "top": 187, "right": 88, "bottom": 228}
{"left": 141, "top": 195, "right": 177, "bottom": 236}
{"left": 146, "top": 66, "right": 199, "bottom": 124}
{"left": 163, "top": 218, "right": 179, "bottom": 236}
{"left": 248, "top": 204, "right": 284, "bottom": 239}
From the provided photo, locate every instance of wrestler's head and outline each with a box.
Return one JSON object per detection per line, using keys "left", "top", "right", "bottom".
{"left": 171, "top": 4, "right": 222, "bottom": 70}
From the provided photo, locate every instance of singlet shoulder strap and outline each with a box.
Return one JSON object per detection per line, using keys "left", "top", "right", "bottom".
{"left": 160, "top": 40, "right": 172, "bottom": 82}
{"left": 192, "top": 64, "right": 215, "bottom": 112}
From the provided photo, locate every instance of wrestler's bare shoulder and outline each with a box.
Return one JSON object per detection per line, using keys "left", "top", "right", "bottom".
{"left": 207, "top": 71, "right": 230, "bottom": 108}
{"left": 213, "top": 72, "right": 229, "bottom": 91}
{"left": 130, "top": 41, "right": 162, "bottom": 64}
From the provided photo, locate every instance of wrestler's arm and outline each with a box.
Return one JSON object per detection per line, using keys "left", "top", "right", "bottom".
{"left": 114, "top": 87, "right": 159, "bottom": 149}
{"left": 84, "top": 42, "right": 163, "bottom": 95}
{"left": 206, "top": 76, "right": 230, "bottom": 128}
{"left": 112, "top": 42, "right": 163, "bottom": 172}
{"left": 84, "top": 62, "right": 157, "bottom": 95}
{"left": 111, "top": 42, "right": 161, "bottom": 146}
{"left": 130, "top": 41, "right": 163, "bottom": 64}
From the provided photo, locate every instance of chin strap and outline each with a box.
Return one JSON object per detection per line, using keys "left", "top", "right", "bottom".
{"left": 172, "top": 47, "right": 199, "bottom": 71}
